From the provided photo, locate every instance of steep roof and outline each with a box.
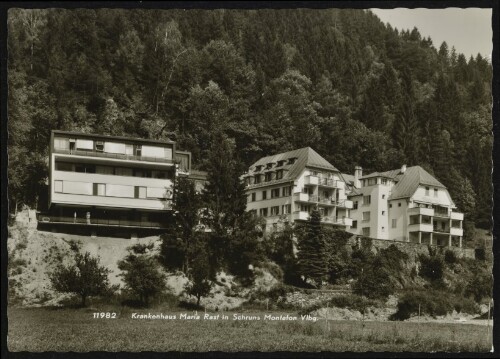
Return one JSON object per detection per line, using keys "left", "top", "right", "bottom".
{"left": 245, "top": 147, "right": 339, "bottom": 183}
{"left": 361, "top": 166, "right": 446, "bottom": 200}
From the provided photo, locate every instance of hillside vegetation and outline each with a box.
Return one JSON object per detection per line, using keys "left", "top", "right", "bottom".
{"left": 8, "top": 8, "right": 492, "bottom": 242}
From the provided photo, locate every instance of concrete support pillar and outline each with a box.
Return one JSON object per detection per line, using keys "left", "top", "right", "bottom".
{"left": 459, "top": 237, "right": 462, "bottom": 248}
{"left": 419, "top": 214, "right": 422, "bottom": 224}
{"left": 418, "top": 231, "right": 422, "bottom": 244}
{"left": 430, "top": 233, "right": 433, "bottom": 246}
{"left": 448, "top": 235, "right": 452, "bottom": 247}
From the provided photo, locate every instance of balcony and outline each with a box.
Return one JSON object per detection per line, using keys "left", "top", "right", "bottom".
{"left": 317, "top": 178, "right": 339, "bottom": 188}
{"left": 408, "top": 207, "right": 435, "bottom": 217}
{"left": 408, "top": 223, "right": 434, "bottom": 233}
{"left": 322, "top": 216, "right": 352, "bottom": 226}
{"left": 37, "top": 214, "right": 168, "bottom": 229}
{"left": 451, "top": 212, "right": 464, "bottom": 221}
{"left": 336, "top": 199, "right": 353, "bottom": 209}
{"left": 294, "top": 192, "right": 310, "bottom": 202}
{"left": 293, "top": 211, "right": 310, "bottom": 221}
{"left": 433, "top": 226, "right": 450, "bottom": 234}
{"left": 54, "top": 148, "right": 175, "bottom": 164}
{"left": 304, "top": 175, "right": 319, "bottom": 186}
{"left": 450, "top": 227, "right": 463, "bottom": 236}
{"left": 433, "top": 208, "right": 450, "bottom": 218}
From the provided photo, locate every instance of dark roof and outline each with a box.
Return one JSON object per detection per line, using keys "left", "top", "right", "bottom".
{"left": 52, "top": 130, "right": 175, "bottom": 145}
{"left": 246, "top": 147, "right": 339, "bottom": 182}
{"left": 360, "top": 166, "right": 446, "bottom": 200}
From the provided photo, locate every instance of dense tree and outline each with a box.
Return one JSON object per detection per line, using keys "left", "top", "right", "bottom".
{"left": 296, "top": 210, "right": 327, "bottom": 287}
{"left": 7, "top": 8, "right": 492, "bottom": 234}
{"left": 50, "top": 250, "right": 115, "bottom": 307}
{"left": 118, "top": 243, "right": 168, "bottom": 306}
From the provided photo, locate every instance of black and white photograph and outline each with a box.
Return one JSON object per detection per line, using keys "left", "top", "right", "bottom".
{"left": 2, "top": 1, "right": 497, "bottom": 354}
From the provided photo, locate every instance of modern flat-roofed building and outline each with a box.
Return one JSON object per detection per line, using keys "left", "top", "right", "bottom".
{"left": 242, "top": 147, "right": 353, "bottom": 232}
{"left": 38, "top": 130, "right": 191, "bottom": 237}
{"left": 347, "top": 165, "right": 464, "bottom": 247}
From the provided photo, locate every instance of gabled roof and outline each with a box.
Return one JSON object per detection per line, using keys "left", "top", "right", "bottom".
{"left": 246, "top": 147, "right": 339, "bottom": 182}
{"left": 361, "top": 166, "right": 446, "bottom": 200}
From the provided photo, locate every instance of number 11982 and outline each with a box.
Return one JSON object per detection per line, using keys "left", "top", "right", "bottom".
{"left": 93, "top": 312, "right": 117, "bottom": 319}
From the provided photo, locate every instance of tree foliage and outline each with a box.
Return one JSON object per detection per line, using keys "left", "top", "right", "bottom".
{"left": 50, "top": 250, "right": 114, "bottom": 306}
{"left": 7, "top": 8, "right": 492, "bottom": 232}
{"left": 117, "top": 243, "right": 167, "bottom": 306}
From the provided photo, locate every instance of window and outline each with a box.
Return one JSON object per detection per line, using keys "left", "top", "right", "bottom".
{"left": 392, "top": 219, "right": 397, "bottom": 228}
{"left": 425, "top": 186, "right": 430, "bottom": 196}
{"left": 382, "top": 211, "right": 385, "bottom": 216}
{"left": 135, "top": 145, "right": 142, "bottom": 156}
{"left": 266, "top": 163, "right": 273, "bottom": 169}
{"left": 54, "top": 137, "right": 69, "bottom": 151}
{"left": 271, "top": 188, "right": 280, "bottom": 198}
{"left": 276, "top": 170, "right": 283, "bottom": 180}
{"left": 398, "top": 202, "right": 401, "bottom": 207}
{"left": 251, "top": 193, "right": 256, "bottom": 202}
{"left": 135, "top": 186, "right": 147, "bottom": 199}
{"left": 282, "top": 186, "right": 291, "bottom": 196}
{"left": 381, "top": 179, "right": 387, "bottom": 185}
{"left": 115, "top": 167, "right": 133, "bottom": 176}
{"left": 265, "top": 173, "right": 272, "bottom": 182}
{"left": 362, "top": 211, "right": 370, "bottom": 221}
{"left": 382, "top": 194, "right": 386, "bottom": 199}
{"left": 276, "top": 160, "right": 284, "bottom": 167}
{"left": 271, "top": 206, "right": 280, "bottom": 216}
{"left": 282, "top": 204, "right": 291, "bottom": 214}
{"left": 381, "top": 226, "right": 385, "bottom": 232}
{"left": 259, "top": 208, "right": 268, "bottom": 217}
{"left": 389, "top": 203, "right": 393, "bottom": 208}
{"left": 362, "top": 227, "right": 370, "bottom": 237}
{"left": 434, "top": 188, "right": 438, "bottom": 197}
{"left": 254, "top": 175, "right": 261, "bottom": 184}
{"left": 95, "top": 141, "right": 104, "bottom": 152}
{"left": 288, "top": 158, "right": 296, "bottom": 165}
{"left": 54, "top": 180, "right": 63, "bottom": 193}
{"left": 353, "top": 201, "right": 358, "bottom": 210}
{"left": 75, "top": 164, "right": 95, "bottom": 173}
{"left": 363, "top": 195, "right": 371, "bottom": 205}
{"left": 96, "top": 165, "right": 114, "bottom": 175}
{"left": 55, "top": 162, "right": 73, "bottom": 171}
{"left": 93, "top": 183, "right": 106, "bottom": 196}
{"left": 351, "top": 220, "right": 357, "bottom": 229}
{"left": 367, "top": 178, "right": 376, "bottom": 186}
{"left": 262, "top": 190, "right": 267, "bottom": 200}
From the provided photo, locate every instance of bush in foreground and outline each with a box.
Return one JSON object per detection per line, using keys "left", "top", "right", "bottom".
{"left": 49, "top": 251, "right": 115, "bottom": 307}
{"left": 390, "top": 289, "right": 479, "bottom": 321}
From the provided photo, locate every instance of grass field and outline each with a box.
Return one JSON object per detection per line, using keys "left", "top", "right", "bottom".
{"left": 7, "top": 307, "right": 492, "bottom": 352}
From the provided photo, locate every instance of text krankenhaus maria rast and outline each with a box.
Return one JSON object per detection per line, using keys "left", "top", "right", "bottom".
{"left": 123, "top": 312, "right": 318, "bottom": 322}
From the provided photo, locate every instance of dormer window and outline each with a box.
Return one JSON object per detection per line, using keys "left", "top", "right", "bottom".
{"left": 255, "top": 165, "right": 262, "bottom": 172}
{"left": 288, "top": 158, "right": 297, "bottom": 165}
{"left": 276, "top": 160, "right": 285, "bottom": 167}
{"left": 265, "top": 172, "right": 272, "bottom": 182}
{"left": 266, "top": 163, "right": 274, "bottom": 169}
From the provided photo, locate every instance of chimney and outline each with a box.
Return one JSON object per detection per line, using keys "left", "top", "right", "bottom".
{"left": 354, "top": 166, "right": 362, "bottom": 188}
{"left": 401, "top": 164, "right": 407, "bottom": 174}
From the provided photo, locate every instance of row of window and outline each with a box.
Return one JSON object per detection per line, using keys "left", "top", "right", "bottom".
{"left": 248, "top": 186, "right": 293, "bottom": 202}
{"left": 353, "top": 195, "right": 404, "bottom": 210}
{"left": 54, "top": 180, "right": 172, "bottom": 200}
{"left": 361, "top": 177, "right": 389, "bottom": 187}
{"left": 252, "top": 170, "right": 285, "bottom": 184}
{"left": 54, "top": 137, "right": 172, "bottom": 159}
{"left": 254, "top": 158, "right": 297, "bottom": 172}
{"left": 353, "top": 218, "right": 398, "bottom": 230}
{"left": 55, "top": 162, "right": 174, "bottom": 179}
{"left": 256, "top": 204, "right": 292, "bottom": 217}
{"left": 425, "top": 186, "right": 440, "bottom": 197}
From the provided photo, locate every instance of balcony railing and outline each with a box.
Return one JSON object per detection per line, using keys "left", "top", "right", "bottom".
{"left": 54, "top": 148, "right": 175, "bottom": 164}
{"left": 37, "top": 215, "right": 168, "bottom": 229}
{"left": 318, "top": 178, "right": 339, "bottom": 187}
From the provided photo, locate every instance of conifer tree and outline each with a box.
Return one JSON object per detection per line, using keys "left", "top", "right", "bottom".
{"left": 297, "top": 209, "right": 327, "bottom": 287}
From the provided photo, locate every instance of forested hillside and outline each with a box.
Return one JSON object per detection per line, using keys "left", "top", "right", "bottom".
{"left": 7, "top": 8, "right": 492, "bottom": 234}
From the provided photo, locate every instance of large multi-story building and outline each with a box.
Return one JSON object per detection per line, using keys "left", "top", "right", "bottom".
{"left": 347, "top": 165, "right": 464, "bottom": 247}
{"left": 242, "top": 147, "right": 353, "bottom": 232}
{"left": 243, "top": 147, "right": 464, "bottom": 248}
{"left": 37, "top": 130, "right": 192, "bottom": 237}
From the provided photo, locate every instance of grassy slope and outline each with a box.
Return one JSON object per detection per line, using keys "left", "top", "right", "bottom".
{"left": 7, "top": 307, "right": 492, "bottom": 352}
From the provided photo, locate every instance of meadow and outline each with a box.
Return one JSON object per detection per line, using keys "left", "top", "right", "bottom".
{"left": 7, "top": 306, "right": 492, "bottom": 352}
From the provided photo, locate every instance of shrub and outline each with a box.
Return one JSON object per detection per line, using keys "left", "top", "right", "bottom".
{"left": 419, "top": 253, "right": 444, "bottom": 282}
{"left": 50, "top": 251, "right": 115, "bottom": 307}
{"left": 118, "top": 243, "right": 167, "bottom": 307}
{"left": 444, "top": 250, "right": 458, "bottom": 265}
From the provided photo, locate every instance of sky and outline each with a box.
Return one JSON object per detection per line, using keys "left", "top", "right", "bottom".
{"left": 370, "top": 8, "right": 492, "bottom": 59}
